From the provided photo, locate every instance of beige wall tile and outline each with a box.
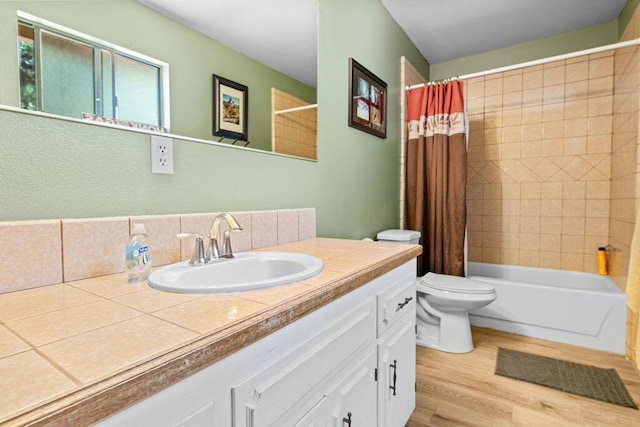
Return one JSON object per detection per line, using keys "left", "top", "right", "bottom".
{"left": 299, "top": 208, "right": 317, "bottom": 240}
{"left": 519, "top": 250, "right": 540, "bottom": 267}
{"left": 520, "top": 216, "right": 540, "bottom": 234}
{"left": 130, "top": 215, "right": 180, "bottom": 267}
{"left": 277, "top": 209, "right": 299, "bottom": 244}
{"left": 543, "top": 66, "right": 565, "bottom": 86}
{"left": 565, "top": 61, "right": 589, "bottom": 83}
{"left": 561, "top": 252, "right": 584, "bottom": 270}
{"left": 540, "top": 217, "right": 562, "bottom": 235}
{"left": 539, "top": 251, "right": 561, "bottom": 269}
{"left": 500, "top": 250, "right": 520, "bottom": 265}
{"left": 541, "top": 233, "right": 561, "bottom": 251}
{"left": 519, "top": 233, "right": 540, "bottom": 250}
{"left": 589, "top": 57, "right": 614, "bottom": 79}
{"left": 586, "top": 199, "right": 610, "bottom": 218}
{"left": 562, "top": 235, "right": 585, "bottom": 254}
{"left": 252, "top": 211, "right": 278, "bottom": 249}
{"left": 564, "top": 99, "right": 588, "bottom": 119}
{"left": 464, "top": 54, "right": 622, "bottom": 277}
{"left": 565, "top": 81, "right": 589, "bottom": 101}
{"left": 0, "top": 220, "right": 62, "bottom": 294}
{"left": 62, "top": 217, "right": 129, "bottom": 282}
{"left": 562, "top": 217, "right": 586, "bottom": 236}
{"left": 501, "top": 216, "right": 520, "bottom": 233}
{"left": 522, "top": 70, "right": 543, "bottom": 89}
{"left": 224, "top": 212, "right": 253, "bottom": 253}
{"left": 482, "top": 247, "right": 501, "bottom": 264}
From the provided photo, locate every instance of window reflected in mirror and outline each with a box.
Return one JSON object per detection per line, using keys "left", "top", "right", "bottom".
{"left": 17, "top": 13, "right": 169, "bottom": 129}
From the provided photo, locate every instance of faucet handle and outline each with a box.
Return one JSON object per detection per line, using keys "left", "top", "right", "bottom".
{"left": 221, "top": 230, "right": 234, "bottom": 258}
{"left": 206, "top": 233, "right": 221, "bottom": 260}
{"left": 176, "top": 233, "right": 207, "bottom": 265}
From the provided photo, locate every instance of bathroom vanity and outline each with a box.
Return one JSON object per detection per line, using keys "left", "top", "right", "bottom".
{"left": 0, "top": 238, "right": 420, "bottom": 426}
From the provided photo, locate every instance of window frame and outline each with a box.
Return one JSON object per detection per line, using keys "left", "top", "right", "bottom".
{"left": 17, "top": 10, "right": 171, "bottom": 129}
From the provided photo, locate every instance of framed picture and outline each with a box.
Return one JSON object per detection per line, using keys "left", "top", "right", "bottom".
{"left": 212, "top": 74, "right": 248, "bottom": 140}
{"left": 348, "top": 58, "right": 387, "bottom": 139}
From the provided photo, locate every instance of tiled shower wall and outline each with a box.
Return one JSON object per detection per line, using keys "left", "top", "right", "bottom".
{"left": 271, "top": 88, "right": 318, "bottom": 160}
{"left": 615, "top": 11, "right": 640, "bottom": 365}
{"left": 465, "top": 53, "right": 614, "bottom": 273}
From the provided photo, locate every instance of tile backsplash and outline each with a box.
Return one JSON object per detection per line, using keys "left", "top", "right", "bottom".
{"left": 0, "top": 208, "right": 317, "bottom": 294}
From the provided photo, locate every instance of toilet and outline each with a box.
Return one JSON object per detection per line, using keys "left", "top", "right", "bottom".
{"left": 377, "top": 229, "right": 497, "bottom": 354}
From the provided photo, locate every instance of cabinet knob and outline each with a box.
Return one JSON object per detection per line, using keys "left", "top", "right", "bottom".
{"left": 343, "top": 411, "right": 352, "bottom": 426}
{"left": 397, "top": 296, "right": 413, "bottom": 311}
{"left": 390, "top": 359, "right": 398, "bottom": 396}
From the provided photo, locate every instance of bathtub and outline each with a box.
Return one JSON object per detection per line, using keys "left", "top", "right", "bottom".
{"left": 467, "top": 262, "right": 627, "bottom": 354}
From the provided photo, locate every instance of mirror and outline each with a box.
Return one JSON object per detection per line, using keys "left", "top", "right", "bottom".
{"left": 0, "top": 0, "right": 318, "bottom": 160}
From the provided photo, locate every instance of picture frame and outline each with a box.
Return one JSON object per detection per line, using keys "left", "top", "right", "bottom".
{"left": 212, "top": 74, "right": 248, "bottom": 141}
{"left": 348, "top": 58, "right": 387, "bottom": 139}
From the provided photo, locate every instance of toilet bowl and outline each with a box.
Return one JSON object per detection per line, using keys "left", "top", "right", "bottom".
{"left": 416, "top": 272, "right": 496, "bottom": 353}
{"left": 375, "top": 229, "right": 496, "bottom": 354}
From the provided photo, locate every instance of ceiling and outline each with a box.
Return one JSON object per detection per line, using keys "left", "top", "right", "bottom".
{"left": 381, "top": 0, "right": 629, "bottom": 64}
{"left": 137, "top": 0, "right": 630, "bottom": 87}
{"left": 136, "top": 0, "right": 318, "bottom": 87}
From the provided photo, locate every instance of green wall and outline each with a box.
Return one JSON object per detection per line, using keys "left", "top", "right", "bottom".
{"left": 429, "top": 21, "right": 619, "bottom": 81}
{"left": 0, "top": 0, "right": 429, "bottom": 240}
{"left": 0, "top": 1, "right": 315, "bottom": 152}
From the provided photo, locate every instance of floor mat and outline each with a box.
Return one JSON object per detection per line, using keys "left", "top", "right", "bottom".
{"left": 495, "top": 347, "right": 637, "bottom": 409}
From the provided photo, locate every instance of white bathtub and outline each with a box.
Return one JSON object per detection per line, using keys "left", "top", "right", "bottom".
{"left": 467, "top": 262, "right": 627, "bottom": 354}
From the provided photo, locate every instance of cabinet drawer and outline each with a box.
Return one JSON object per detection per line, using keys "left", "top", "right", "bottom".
{"left": 377, "top": 277, "right": 416, "bottom": 337}
{"left": 232, "top": 297, "right": 376, "bottom": 426}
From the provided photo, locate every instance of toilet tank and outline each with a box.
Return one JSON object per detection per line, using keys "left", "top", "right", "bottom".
{"left": 377, "top": 229, "right": 421, "bottom": 244}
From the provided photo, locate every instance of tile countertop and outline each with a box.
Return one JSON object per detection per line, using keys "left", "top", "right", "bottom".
{"left": 0, "top": 238, "right": 421, "bottom": 426}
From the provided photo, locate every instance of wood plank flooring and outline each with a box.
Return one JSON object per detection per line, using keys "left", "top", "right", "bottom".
{"left": 407, "top": 327, "right": 640, "bottom": 426}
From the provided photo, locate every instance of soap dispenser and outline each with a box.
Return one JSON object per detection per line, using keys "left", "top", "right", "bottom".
{"left": 126, "top": 223, "right": 151, "bottom": 282}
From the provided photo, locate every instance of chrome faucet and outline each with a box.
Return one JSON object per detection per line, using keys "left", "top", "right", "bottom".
{"left": 207, "top": 213, "right": 243, "bottom": 260}
{"left": 176, "top": 233, "right": 207, "bottom": 265}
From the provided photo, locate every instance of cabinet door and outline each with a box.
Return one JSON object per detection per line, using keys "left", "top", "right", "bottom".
{"left": 329, "top": 350, "right": 377, "bottom": 427}
{"left": 377, "top": 317, "right": 416, "bottom": 427}
{"left": 232, "top": 298, "right": 376, "bottom": 426}
{"left": 293, "top": 398, "right": 328, "bottom": 427}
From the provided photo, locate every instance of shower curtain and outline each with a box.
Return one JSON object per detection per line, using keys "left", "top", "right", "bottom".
{"left": 406, "top": 81, "right": 467, "bottom": 277}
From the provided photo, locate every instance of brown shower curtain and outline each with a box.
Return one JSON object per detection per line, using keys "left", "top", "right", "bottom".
{"left": 406, "top": 81, "right": 467, "bottom": 277}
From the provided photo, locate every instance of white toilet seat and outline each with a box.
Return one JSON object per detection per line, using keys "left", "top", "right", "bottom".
{"left": 419, "top": 272, "right": 495, "bottom": 294}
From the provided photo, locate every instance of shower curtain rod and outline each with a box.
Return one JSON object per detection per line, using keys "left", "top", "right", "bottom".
{"left": 406, "top": 37, "right": 640, "bottom": 90}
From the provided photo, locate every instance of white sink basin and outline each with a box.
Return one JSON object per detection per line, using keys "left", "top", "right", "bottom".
{"left": 147, "top": 252, "right": 324, "bottom": 294}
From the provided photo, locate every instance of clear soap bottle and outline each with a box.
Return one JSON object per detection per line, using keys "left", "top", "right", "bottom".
{"left": 126, "top": 223, "right": 151, "bottom": 282}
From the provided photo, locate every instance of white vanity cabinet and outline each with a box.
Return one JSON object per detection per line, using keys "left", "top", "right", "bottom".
{"left": 101, "top": 260, "right": 416, "bottom": 427}
{"left": 376, "top": 277, "right": 417, "bottom": 427}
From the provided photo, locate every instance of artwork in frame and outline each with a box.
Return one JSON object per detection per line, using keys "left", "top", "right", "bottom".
{"left": 212, "top": 74, "right": 248, "bottom": 141}
{"left": 348, "top": 58, "right": 387, "bottom": 139}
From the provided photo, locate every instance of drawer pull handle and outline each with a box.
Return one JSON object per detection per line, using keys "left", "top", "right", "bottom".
{"left": 390, "top": 359, "right": 398, "bottom": 396}
{"left": 343, "top": 412, "right": 352, "bottom": 426}
{"left": 397, "top": 297, "right": 413, "bottom": 311}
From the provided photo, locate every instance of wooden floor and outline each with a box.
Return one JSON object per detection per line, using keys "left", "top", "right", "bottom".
{"left": 406, "top": 327, "right": 640, "bottom": 426}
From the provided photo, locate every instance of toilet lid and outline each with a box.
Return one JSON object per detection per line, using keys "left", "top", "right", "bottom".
{"left": 420, "top": 272, "right": 495, "bottom": 294}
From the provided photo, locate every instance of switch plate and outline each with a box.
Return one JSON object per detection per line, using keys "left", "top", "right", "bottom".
{"left": 151, "top": 135, "right": 174, "bottom": 174}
